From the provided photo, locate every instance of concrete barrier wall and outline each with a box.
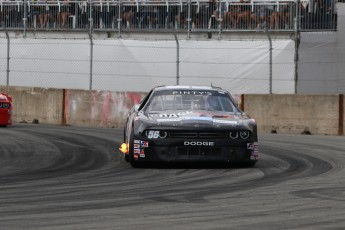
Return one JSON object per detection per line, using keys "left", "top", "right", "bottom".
{"left": 243, "top": 94, "right": 341, "bottom": 135}
{"left": 65, "top": 90, "right": 146, "bottom": 128}
{"left": 1, "top": 86, "right": 64, "bottom": 125}
{"left": 1, "top": 86, "right": 344, "bottom": 135}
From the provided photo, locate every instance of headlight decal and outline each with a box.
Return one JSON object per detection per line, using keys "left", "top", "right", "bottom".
{"left": 240, "top": 131, "right": 250, "bottom": 139}
{"left": 229, "top": 131, "right": 251, "bottom": 140}
{"left": 229, "top": 132, "right": 239, "bottom": 139}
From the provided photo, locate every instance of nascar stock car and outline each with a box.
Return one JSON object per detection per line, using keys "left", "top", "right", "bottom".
{"left": 0, "top": 93, "right": 12, "bottom": 127}
{"left": 119, "top": 85, "right": 258, "bottom": 167}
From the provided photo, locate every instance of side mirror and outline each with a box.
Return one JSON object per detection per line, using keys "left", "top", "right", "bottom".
{"left": 134, "top": 104, "right": 140, "bottom": 112}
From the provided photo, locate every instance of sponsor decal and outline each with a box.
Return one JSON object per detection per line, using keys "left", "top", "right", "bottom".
{"left": 254, "top": 142, "right": 259, "bottom": 160}
{"left": 157, "top": 116, "right": 213, "bottom": 122}
{"left": 133, "top": 140, "right": 148, "bottom": 158}
{"left": 247, "top": 143, "right": 254, "bottom": 150}
{"left": 159, "top": 114, "right": 179, "bottom": 118}
{"left": 249, "top": 142, "right": 259, "bottom": 160}
{"left": 172, "top": 90, "right": 212, "bottom": 96}
{"left": 254, "top": 142, "right": 259, "bottom": 151}
{"left": 213, "top": 119, "right": 238, "bottom": 125}
{"left": 184, "top": 141, "right": 214, "bottom": 146}
{"left": 184, "top": 117, "right": 212, "bottom": 121}
{"left": 141, "top": 141, "right": 149, "bottom": 148}
{"left": 140, "top": 149, "right": 145, "bottom": 158}
{"left": 157, "top": 118, "right": 182, "bottom": 122}
{"left": 134, "top": 140, "right": 149, "bottom": 148}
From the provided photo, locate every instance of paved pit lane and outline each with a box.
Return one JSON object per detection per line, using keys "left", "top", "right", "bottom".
{"left": 1, "top": 124, "right": 345, "bottom": 230}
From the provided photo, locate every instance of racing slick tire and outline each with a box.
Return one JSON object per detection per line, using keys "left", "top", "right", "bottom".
{"left": 124, "top": 154, "right": 129, "bottom": 162}
{"left": 128, "top": 131, "right": 143, "bottom": 168}
{"left": 237, "top": 161, "right": 257, "bottom": 168}
{"left": 123, "top": 127, "right": 130, "bottom": 162}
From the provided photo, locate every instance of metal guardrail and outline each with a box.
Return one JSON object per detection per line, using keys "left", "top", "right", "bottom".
{"left": 0, "top": 0, "right": 338, "bottom": 34}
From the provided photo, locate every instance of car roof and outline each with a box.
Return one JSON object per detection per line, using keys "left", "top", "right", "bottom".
{"left": 152, "top": 85, "right": 224, "bottom": 92}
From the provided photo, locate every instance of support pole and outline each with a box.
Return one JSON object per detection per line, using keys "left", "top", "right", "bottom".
{"left": 5, "top": 29, "right": 10, "bottom": 94}
{"left": 88, "top": 32, "right": 94, "bottom": 90}
{"left": 173, "top": 32, "right": 180, "bottom": 85}
{"left": 294, "top": 0, "right": 300, "bottom": 94}
{"left": 265, "top": 27, "right": 272, "bottom": 94}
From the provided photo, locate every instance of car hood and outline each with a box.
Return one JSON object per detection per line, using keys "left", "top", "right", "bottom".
{"left": 142, "top": 110, "right": 251, "bottom": 128}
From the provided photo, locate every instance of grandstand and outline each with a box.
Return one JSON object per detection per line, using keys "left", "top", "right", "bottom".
{"left": 0, "top": 0, "right": 338, "bottom": 34}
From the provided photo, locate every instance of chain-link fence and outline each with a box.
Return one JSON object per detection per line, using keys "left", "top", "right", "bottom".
{"left": 0, "top": 30, "right": 296, "bottom": 94}
{"left": 1, "top": 1, "right": 343, "bottom": 95}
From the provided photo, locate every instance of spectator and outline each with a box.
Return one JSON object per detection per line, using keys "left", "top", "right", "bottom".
{"left": 3, "top": 0, "right": 22, "bottom": 28}
{"left": 208, "top": 0, "right": 217, "bottom": 29}
{"left": 254, "top": 4, "right": 273, "bottom": 29}
{"left": 167, "top": 4, "right": 178, "bottom": 28}
{"left": 49, "top": 2, "right": 58, "bottom": 28}
{"left": 269, "top": 2, "right": 290, "bottom": 30}
{"left": 92, "top": 3, "right": 101, "bottom": 28}
{"left": 223, "top": 3, "right": 238, "bottom": 29}
{"left": 235, "top": 0, "right": 256, "bottom": 29}
{"left": 136, "top": 0, "right": 149, "bottom": 29}
{"left": 102, "top": 4, "right": 117, "bottom": 28}
{"left": 58, "top": 0, "right": 71, "bottom": 28}
{"left": 77, "top": 0, "right": 88, "bottom": 28}
{"left": 38, "top": 0, "right": 50, "bottom": 29}
{"left": 122, "top": 1, "right": 134, "bottom": 28}
{"left": 154, "top": 1, "right": 166, "bottom": 29}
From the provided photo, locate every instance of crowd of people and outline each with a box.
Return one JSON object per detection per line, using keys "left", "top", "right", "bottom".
{"left": 0, "top": 0, "right": 337, "bottom": 31}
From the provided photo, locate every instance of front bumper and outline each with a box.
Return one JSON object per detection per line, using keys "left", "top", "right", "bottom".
{"left": 0, "top": 110, "right": 11, "bottom": 126}
{"left": 131, "top": 138, "right": 258, "bottom": 163}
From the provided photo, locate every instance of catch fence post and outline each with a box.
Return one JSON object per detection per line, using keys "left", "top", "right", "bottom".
{"left": 265, "top": 27, "right": 272, "bottom": 94}
{"left": 5, "top": 29, "right": 10, "bottom": 94}
{"left": 173, "top": 32, "right": 180, "bottom": 85}
{"left": 88, "top": 32, "right": 94, "bottom": 90}
{"left": 294, "top": 0, "right": 301, "bottom": 94}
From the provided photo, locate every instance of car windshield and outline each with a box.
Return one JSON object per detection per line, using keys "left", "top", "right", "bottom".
{"left": 144, "top": 89, "right": 239, "bottom": 113}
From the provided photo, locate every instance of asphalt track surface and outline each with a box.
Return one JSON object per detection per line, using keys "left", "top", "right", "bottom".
{"left": 1, "top": 124, "right": 345, "bottom": 230}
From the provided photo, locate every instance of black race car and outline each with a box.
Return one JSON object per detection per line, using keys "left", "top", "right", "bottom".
{"left": 120, "top": 85, "right": 258, "bottom": 167}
